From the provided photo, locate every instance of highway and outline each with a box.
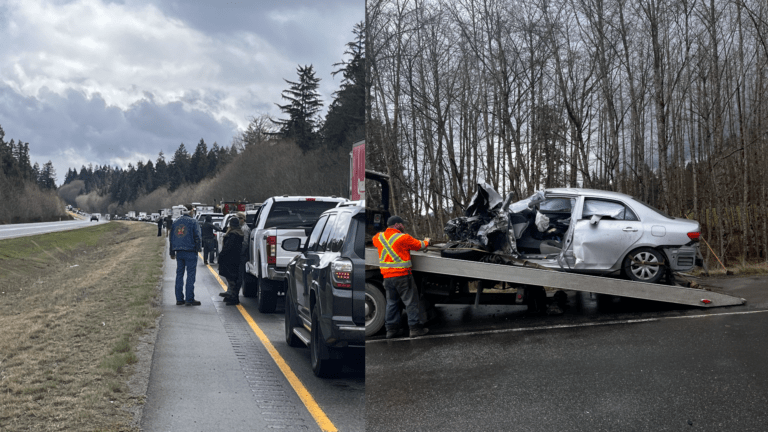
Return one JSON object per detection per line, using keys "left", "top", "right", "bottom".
{"left": 0, "top": 218, "right": 104, "bottom": 240}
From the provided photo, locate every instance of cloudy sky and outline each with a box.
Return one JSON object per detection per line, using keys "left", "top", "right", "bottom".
{"left": 0, "top": 0, "right": 363, "bottom": 184}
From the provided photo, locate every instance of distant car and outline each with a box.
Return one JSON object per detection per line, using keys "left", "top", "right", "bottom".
{"left": 444, "top": 187, "right": 701, "bottom": 284}
{"left": 284, "top": 202, "right": 364, "bottom": 377}
{"left": 90, "top": 213, "right": 101, "bottom": 222}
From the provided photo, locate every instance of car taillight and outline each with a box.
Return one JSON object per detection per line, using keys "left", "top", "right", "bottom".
{"left": 687, "top": 232, "right": 701, "bottom": 241}
{"left": 267, "top": 236, "right": 276, "bottom": 264}
{"left": 331, "top": 259, "right": 353, "bottom": 288}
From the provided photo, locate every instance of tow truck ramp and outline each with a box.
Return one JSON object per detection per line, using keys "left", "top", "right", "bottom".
{"left": 365, "top": 249, "right": 745, "bottom": 308}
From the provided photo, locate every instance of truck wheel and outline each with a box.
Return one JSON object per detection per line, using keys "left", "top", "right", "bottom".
{"left": 285, "top": 292, "right": 303, "bottom": 347}
{"left": 257, "top": 278, "right": 278, "bottom": 313}
{"left": 243, "top": 273, "right": 258, "bottom": 298}
{"left": 623, "top": 247, "right": 666, "bottom": 284}
{"left": 311, "top": 303, "right": 340, "bottom": 378}
{"left": 365, "top": 283, "right": 386, "bottom": 337}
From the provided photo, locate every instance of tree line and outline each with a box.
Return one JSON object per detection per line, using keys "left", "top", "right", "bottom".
{"left": 59, "top": 140, "right": 239, "bottom": 208}
{"left": 0, "top": 126, "right": 67, "bottom": 223}
{"left": 367, "top": 0, "right": 768, "bottom": 264}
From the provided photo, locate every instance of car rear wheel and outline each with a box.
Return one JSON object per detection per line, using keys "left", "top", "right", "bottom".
{"left": 257, "top": 278, "right": 278, "bottom": 313}
{"left": 365, "top": 283, "right": 385, "bottom": 337}
{"left": 623, "top": 247, "right": 666, "bottom": 284}
{"left": 243, "top": 273, "right": 258, "bottom": 298}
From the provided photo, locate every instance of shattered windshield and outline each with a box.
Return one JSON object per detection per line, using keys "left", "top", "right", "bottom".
{"left": 508, "top": 191, "right": 546, "bottom": 213}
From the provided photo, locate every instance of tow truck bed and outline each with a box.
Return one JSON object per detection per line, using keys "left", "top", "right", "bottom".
{"left": 365, "top": 248, "right": 745, "bottom": 308}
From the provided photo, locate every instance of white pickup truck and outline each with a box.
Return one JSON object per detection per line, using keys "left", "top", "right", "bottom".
{"left": 244, "top": 196, "right": 347, "bottom": 313}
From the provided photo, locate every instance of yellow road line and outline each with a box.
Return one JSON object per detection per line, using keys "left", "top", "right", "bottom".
{"left": 201, "top": 254, "right": 338, "bottom": 432}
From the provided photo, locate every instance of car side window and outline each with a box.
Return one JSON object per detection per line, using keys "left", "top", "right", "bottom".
{"left": 329, "top": 212, "right": 353, "bottom": 252}
{"left": 317, "top": 214, "right": 338, "bottom": 252}
{"left": 582, "top": 199, "right": 636, "bottom": 221}
{"left": 306, "top": 215, "right": 329, "bottom": 252}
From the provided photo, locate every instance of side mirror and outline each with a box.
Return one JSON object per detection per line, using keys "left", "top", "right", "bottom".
{"left": 282, "top": 238, "right": 302, "bottom": 252}
{"left": 590, "top": 214, "right": 602, "bottom": 225}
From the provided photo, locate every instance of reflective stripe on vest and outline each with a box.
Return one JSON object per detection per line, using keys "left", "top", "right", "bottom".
{"left": 377, "top": 232, "right": 412, "bottom": 269}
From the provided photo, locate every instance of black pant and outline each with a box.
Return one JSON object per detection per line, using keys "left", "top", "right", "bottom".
{"left": 203, "top": 239, "right": 217, "bottom": 263}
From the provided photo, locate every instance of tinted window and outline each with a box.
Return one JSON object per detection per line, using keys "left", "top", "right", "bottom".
{"left": 329, "top": 212, "right": 353, "bottom": 252}
{"left": 306, "top": 215, "right": 328, "bottom": 252}
{"left": 317, "top": 214, "right": 338, "bottom": 252}
{"left": 265, "top": 201, "right": 340, "bottom": 229}
{"left": 353, "top": 214, "right": 364, "bottom": 257}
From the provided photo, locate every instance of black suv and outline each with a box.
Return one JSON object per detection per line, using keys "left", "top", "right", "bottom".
{"left": 283, "top": 202, "right": 365, "bottom": 377}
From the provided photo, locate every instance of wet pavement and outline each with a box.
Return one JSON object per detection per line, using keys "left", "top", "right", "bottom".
{"left": 365, "top": 275, "right": 768, "bottom": 431}
{"left": 142, "top": 246, "right": 365, "bottom": 431}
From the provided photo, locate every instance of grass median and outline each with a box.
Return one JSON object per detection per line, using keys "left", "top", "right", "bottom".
{"left": 0, "top": 221, "right": 164, "bottom": 432}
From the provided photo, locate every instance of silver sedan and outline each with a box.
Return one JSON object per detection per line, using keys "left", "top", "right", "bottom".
{"left": 509, "top": 188, "right": 701, "bottom": 283}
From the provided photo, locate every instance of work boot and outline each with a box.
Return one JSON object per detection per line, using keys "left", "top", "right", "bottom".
{"left": 225, "top": 297, "right": 240, "bottom": 306}
{"left": 386, "top": 328, "right": 404, "bottom": 339}
{"left": 409, "top": 326, "right": 429, "bottom": 338}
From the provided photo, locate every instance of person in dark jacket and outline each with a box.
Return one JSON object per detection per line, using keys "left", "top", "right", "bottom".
{"left": 235, "top": 212, "right": 251, "bottom": 293}
{"left": 218, "top": 217, "right": 244, "bottom": 305}
{"left": 156, "top": 216, "right": 163, "bottom": 236}
{"left": 170, "top": 208, "right": 202, "bottom": 306}
{"left": 201, "top": 215, "right": 222, "bottom": 265}
{"left": 164, "top": 215, "right": 173, "bottom": 238}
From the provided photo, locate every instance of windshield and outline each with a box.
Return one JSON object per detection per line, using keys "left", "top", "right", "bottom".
{"left": 508, "top": 190, "right": 546, "bottom": 213}
{"left": 264, "top": 201, "right": 341, "bottom": 229}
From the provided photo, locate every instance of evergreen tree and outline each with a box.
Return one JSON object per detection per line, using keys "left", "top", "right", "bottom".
{"left": 40, "top": 161, "right": 56, "bottom": 189}
{"left": 322, "top": 22, "right": 365, "bottom": 149}
{"left": 169, "top": 143, "right": 190, "bottom": 191}
{"left": 190, "top": 139, "right": 209, "bottom": 183}
{"left": 154, "top": 151, "right": 168, "bottom": 187}
{"left": 272, "top": 65, "right": 324, "bottom": 152}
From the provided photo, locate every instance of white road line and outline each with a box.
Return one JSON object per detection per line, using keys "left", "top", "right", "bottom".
{"left": 366, "top": 309, "right": 768, "bottom": 344}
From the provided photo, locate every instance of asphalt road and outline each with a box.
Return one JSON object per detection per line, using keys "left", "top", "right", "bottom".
{"left": 0, "top": 219, "right": 102, "bottom": 240}
{"left": 142, "top": 244, "right": 364, "bottom": 432}
{"left": 365, "top": 276, "right": 768, "bottom": 431}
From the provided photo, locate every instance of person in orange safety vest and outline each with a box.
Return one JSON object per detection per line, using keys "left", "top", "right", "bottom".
{"left": 372, "top": 215, "right": 431, "bottom": 338}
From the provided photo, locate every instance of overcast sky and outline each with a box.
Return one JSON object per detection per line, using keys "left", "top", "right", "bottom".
{"left": 0, "top": 0, "right": 363, "bottom": 184}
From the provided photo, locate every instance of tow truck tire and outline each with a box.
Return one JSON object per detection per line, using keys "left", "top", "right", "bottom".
{"left": 365, "top": 283, "right": 386, "bottom": 337}
{"left": 285, "top": 292, "right": 303, "bottom": 347}
{"left": 311, "top": 303, "right": 340, "bottom": 378}
{"left": 257, "top": 278, "right": 278, "bottom": 313}
{"left": 242, "top": 273, "right": 258, "bottom": 298}
{"left": 623, "top": 247, "right": 666, "bottom": 284}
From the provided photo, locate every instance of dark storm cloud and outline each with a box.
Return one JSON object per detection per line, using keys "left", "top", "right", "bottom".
{"left": 0, "top": 0, "right": 363, "bottom": 184}
{"left": 0, "top": 82, "right": 237, "bottom": 173}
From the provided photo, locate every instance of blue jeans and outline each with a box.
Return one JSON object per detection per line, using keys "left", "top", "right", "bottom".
{"left": 384, "top": 275, "right": 421, "bottom": 330}
{"left": 174, "top": 251, "right": 198, "bottom": 302}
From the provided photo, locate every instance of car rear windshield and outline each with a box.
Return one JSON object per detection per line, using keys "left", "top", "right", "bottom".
{"left": 265, "top": 201, "right": 341, "bottom": 229}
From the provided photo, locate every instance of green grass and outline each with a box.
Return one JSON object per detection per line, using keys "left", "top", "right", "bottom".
{"left": 0, "top": 221, "right": 121, "bottom": 260}
{"left": 0, "top": 221, "right": 164, "bottom": 431}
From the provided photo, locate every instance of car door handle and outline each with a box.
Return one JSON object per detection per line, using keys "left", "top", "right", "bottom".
{"left": 622, "top": 227, "right": 638, "bottom": 232}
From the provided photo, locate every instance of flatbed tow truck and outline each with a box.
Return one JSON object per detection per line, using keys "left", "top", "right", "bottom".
{"left": 364, "top": 246, "right": 746, "bottom": 336}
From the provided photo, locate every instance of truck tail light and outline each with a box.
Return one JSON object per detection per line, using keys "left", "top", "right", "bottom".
{"left": 267, "top": 236, "right": 277, "bottom": 264}
{"left": 331, "top": 258, "right": 353, "bottom": 288}
{"left": 687, "top": 232, "right": 701, "bottom": 241}
{"left": 306, "top": 198, "right": 316, "bottom": 201}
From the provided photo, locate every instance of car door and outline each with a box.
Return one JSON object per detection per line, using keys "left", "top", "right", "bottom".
{"left": 296, "top": 214, "right": 330, "bottom": 319}
{"left": 570, "top": 198, "right": 643, "bottom": 270}
{"left": 305, "top": 214, "right": 338, "bottom": 313}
